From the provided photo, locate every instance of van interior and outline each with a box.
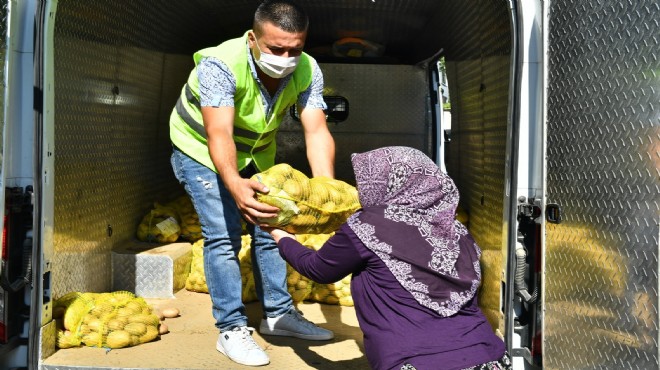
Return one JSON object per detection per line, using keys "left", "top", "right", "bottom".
{"left": 40, "top": 0, "right": 521, "bottom": 367}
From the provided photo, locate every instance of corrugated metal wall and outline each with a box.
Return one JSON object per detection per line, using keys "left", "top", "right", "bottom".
{"left": 48, "top": 0, "right": 513, "bottom": 340}
{"left": 49, "top": 1, "right": 434, "bottom": 298}
{"left": 545, "top": 1, "right": 660, "bottom": 369}
{"left": 444, "top": 0, "right": 512, "bottom": 334}
{"left": 51, "top": 1, "right": 190, "bottom": 295}
{"left": 277, "top": 63, "right": 431, "bottom": 183}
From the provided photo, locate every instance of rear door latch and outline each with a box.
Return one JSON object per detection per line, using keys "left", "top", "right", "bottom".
{"left": 545, "top": 203, "right": 562, "bottom": 224}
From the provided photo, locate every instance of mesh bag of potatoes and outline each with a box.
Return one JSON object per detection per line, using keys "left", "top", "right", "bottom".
{"left": 184, "top": 235, "right": 259, "bottom": 303}
{"left": 238, "top": 236, "right": 259, "bottom": 303}
{"left": 185, "top": 235, "right": 312, "bottom": 303}
{"left": 297, "top": 233, "right": 354, "bottom": 307}
{"left": 309, "top": 275, "right": 354, "bottom": 307}
{"left": 166, "top": 195, "right": 202, "bottom": 242}
{"left": 251, "top": 163, "right": 361, "bottom": 234}
{"left": 54, "top": 291, "right": 161, "bottom": 349}
{"left": 287, "top": 264, "right": 315, "bottom": 302}
{"left": 136, "top": 203, "right": 181, "bottom": 243}
{"left": 185, "top": 239, "right": 208, "bottom": 293}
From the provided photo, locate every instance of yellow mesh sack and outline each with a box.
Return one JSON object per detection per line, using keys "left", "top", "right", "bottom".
{"left": 136, "top": 203, "right": 181, "bottom": 243}
{"left": 184, "top": 236, "right": 259, "bottom": 303}
{"left": 287, "top": 265, "right": 314, "bottom": 302}
{"left": 238, "top": 236, "right": 258, "bottom": 303}
{"left": 185, "top": 239, "right": 207, "bottom": 293}
{"left": 184, "top": 234, "right": 311, "bottom": 303}
{"left": 455, "top": 205, "right": 469, "bottom": 226}
{"left": 54, "top": 291, "right": 160, "bottom": 349}
{"left": 297, "top": 233, "right": 354, "bottom": 307}
{"left": 251, "top": 164, "right": 361, "bottom": 234}
{"left": 309, "top": 275, "right": 354, "bottom": 307}
{"left": 167, "top": 195, "right": 202, "bottom": 242}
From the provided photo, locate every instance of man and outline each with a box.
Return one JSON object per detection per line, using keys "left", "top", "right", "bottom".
{"left": 169, "top": 0, "right": 335, "bottom": 366}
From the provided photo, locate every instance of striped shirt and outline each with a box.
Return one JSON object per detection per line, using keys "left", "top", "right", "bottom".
{"left": 197, "top": 42, "right": 327, "bottom": 119}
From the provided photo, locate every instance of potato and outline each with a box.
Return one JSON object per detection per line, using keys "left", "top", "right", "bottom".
{"left": 139, "top": 325, "right": 159, "bottom": 343}
{"left": 105, "top": 330, "right": 131, "bottom": 349}
{"left": 158, "top": 323, "right": 169, "bottom": 334}
{"left": 128, "top": 313, "right": 160, "bottom": 326}
{"left": 124, "top": 322, "right": 147, "bottom": 336}
{"left": 107, "top": 317, "right": 128, "bottom": 331}
{"left": 82, "top": 332, "right": 103, "bottom": 347}
{"left": 161, "top": 307, "right": 180, "bottom": 318}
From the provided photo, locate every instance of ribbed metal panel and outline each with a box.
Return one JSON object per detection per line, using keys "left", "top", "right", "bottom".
{"left": 112, "top": 242, "right": 192, "bottom": 299}
{"left": 444, "top": 0, "right": 512, "bottom": 333}
{"left": 545, "top": 1, "right": 660, "bottom": 369}
{"left": 277, "top": 63, "right": 431, "bottom": 183}
{"left": 47, "top": 0, "right": 459, "bottom": 64}
{"left": 52, "top": 0, "right": 185, "bottom": 297}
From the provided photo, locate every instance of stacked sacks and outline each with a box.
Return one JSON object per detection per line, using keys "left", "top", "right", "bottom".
{"left": 184, "top": 239, "right": 207, "bottom": 293}
{"left": 297, "top": 233, "right": 354, "bottom": 307}
{"left": 309, "top": 275, "right": 354, "bottom": 307}
{"left": 136, "top": 195, "right": 203, "bottom": 244}
{"left": 136, "top": 203, "right": 181, "bottom": 243}
{"left": 184, "top": 236, "right": 257, "bottom": 303}
{"left": 184, "top": 234, "right": 312, "bottom": 303}
{"left": 54, "top": 291, "right": 160, "bottom": 349}
{"left": 286, "top": 265, "right": 314, "bottom": 303}
{"left": 181, "top": 161, "right": 361, "bottom": 306}
{"left": 167, "top": 195, "right": 202, "bottom": 242}
{"left": 238, "top": 237, "right": 258, "bottom": 303}
{"left": 251, "top": 164, "right": 361, "bottom": 234}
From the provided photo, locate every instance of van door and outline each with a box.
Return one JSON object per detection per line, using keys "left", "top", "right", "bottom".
{"left": 0, "top": 0, "right": 39, "bottom": 368}
{"left": 543, "top": 1, "right": 659, "bottom": 369}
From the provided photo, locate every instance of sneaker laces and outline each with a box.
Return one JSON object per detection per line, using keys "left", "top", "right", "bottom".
{"left": 232, "top": 326, "right": 261, "bottom": 350}
{"left": 288, "top": 309, "right": 319, "bottom": 329}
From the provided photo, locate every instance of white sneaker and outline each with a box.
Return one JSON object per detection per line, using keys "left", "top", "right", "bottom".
{"left": 259, "top": 308, "right": 334, "bottom": 340}
{"left": 216, "top": 326, "right": 270, "bottom": 366}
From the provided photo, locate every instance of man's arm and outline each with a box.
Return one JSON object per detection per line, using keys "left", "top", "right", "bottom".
{"left": 202, "top": 106, "right": 279, "bottom": 225}
{"left": 297, "top": 60, "right": 335, "bottom": 178}
{"left": 299, "top": 107, "right": 335, "bottom": 178}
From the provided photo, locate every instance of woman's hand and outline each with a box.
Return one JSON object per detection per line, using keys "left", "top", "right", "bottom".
{"left": 262, "top": 227, "right": 295, "bottom": 243}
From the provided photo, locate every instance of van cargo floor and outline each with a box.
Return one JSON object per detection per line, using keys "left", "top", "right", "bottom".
{"left": 42, "top": 289, "right": 369, "bottom": 370}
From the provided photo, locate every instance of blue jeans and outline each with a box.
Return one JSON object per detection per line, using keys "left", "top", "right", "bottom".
{"left": 171, "top": 147, "right": 293, "bottom": 331}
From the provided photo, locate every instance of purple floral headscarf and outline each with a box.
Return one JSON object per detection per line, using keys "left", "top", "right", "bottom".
{"left": 347, "top": 146, "right": 482, "bottom": 317}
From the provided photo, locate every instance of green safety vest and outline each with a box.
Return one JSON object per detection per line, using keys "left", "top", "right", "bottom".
{"left": 169, "top": 31, "right": 313, "bottom": 172}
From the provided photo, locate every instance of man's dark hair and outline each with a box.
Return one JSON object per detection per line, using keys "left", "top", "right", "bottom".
{"left": 254, "top": 0, "right": 309, "bottom": 35}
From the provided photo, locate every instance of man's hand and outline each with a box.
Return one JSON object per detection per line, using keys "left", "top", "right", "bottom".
{"left": 226, "top": 177, "right": 279, "bottom": 225}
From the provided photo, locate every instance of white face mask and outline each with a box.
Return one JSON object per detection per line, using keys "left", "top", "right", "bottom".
{"left": 253, "top": 39, "right": 300, "bottom": 78}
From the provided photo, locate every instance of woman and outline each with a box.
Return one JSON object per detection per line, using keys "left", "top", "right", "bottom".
{"left": 266, "top": 146, "right": 510, "bottom": 370}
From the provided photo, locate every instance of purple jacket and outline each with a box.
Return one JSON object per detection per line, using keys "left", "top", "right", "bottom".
{"left": 278, "top": 224, "right": 507, "bottom": 370}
